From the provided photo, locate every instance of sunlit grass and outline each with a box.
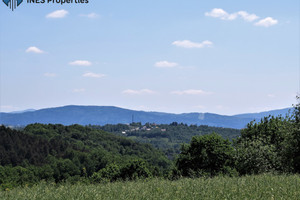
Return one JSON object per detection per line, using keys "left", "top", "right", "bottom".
{"left": 1, "top": 174, "right": 299, "bottom": 200}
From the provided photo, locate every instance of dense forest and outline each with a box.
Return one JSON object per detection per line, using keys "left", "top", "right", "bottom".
{"left": 90, "top": 123, "right": 240, "bottom": 158}
{"left": 0, "top": 100, "right": 299, "bottom": 189}
{"left": 0, "top": 124, "right": 171, "bottom": 188}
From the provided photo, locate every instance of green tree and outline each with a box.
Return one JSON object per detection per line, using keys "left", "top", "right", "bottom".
{"left": 91, "top": 163, "right": 121, "bottom": 183}
{"left": 176, "top": 133, "right": 235, "bottom": 177}
{"left": 234, "top": 107, "right": 296, "bottom": 174}
{"left": 234, "top": 138, "right": 279, "bottom": 175}
{"left": 120, "top": 160, "right": 152, "bottom": 180}
{"left": 282, "top": 97, "right": 300, "bottom": 173}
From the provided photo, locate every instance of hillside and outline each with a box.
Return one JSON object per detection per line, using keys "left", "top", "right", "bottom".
{"left": 233, "top": 108, "right": 292, "bottom": 120}
{"left": 0, "top": 124, "right": 171, "bottom": 185}
{"left": 0, "top": 105, "right": 292, "bottom": 129}
{"left": 92, "top": 123, "right": 241, "bottom": 158}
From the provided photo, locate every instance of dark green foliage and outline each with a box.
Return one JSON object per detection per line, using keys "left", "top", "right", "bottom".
{"left": 52, "top": 159, "right": 81, "bottom": 181}
{"left": 0, "top": 165, "right": 38, "bottom": 189}
{"left": 176, "top": 133, "right": 235, "bottom": 177}
{"left": 23, "top": 124, "right": 171, "bottom": 171}
{"left": 288, "top": 128, "right": 300, "bottom": 172}
{"left": 233, "top": 103, "right": 299, "bottom": 174}
{"left": 175, "top": 102, "right": 299, "bottom": 177}
{"left": 0, "top": 101, "right": 299, "bottom": 189}
{"left": 119, "top": 160, "right": 152, "bottom": 180}
{"left": 234, "top": 138, "right": 279, "bottom": 175}
{"left": 0, "top": 124, "right": 171, "bottom": 188}
{"left": 234, "top": 116, "right": 292, "bottom": 174}
{"left": 92, "top": 160, "right": 152, "bottom": 183}
{"left": 91, "top": 123, "right": 240, "bottom": 159}
{"left": 0, "top": 126, "right": 70, "bottom": 166}
{"left": 91, "top": 163, "right": 121, "bottom": 182}
{"left": 284, "top": 97, "right": 300, "bottom": 173}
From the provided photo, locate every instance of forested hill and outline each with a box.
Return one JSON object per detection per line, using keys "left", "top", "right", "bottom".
{"left": 0, "top": 124, "right": 171, "bottom": 183}
{"left": 91, "top": 123, "right": 241, "bottom": 158}
{"left": 0, "top": 105, "right": 291, "bottom": 129}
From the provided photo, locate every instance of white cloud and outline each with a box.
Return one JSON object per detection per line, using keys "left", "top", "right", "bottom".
{"left": 255, "top": 17, "right": 278, "bottom": 27}
{"left": 205, "top": 8, "right": 259, "bottom": 22}
{"left": 205, "top": 8, "right": 278, "bottom": 27}
{"left": 26, "top": 46, "right": 44, "bottom": 54}
{"left": 237, "top": 11, "right": 259, "bottom": 22}
{"left": 44, "top": 73, "right": 57, "bottom": 77}
{"left": 205, "top": 8, "right": 238, "bottom": 20}
{"left": 73, "top": 88, "right": 85, "bottom": 93}
{"left": 82, "top": 72, "right": 105, "bottom": 78}
{"left": 172, "top": 40, "right": 213, "bottom": 48}
{"left": 155, "top": 61, "right": 178, "bottom": 68}
{"left": 171, "top": 89, "right": 213, "bottom": 95}
{"left": 69, "top": 60, "right": 92, "bottom": 66}
{"left": 122, "top": 89, "right": 156, "bottom": 95}
{"left": 80, "top": 13, "right": 100, "bottom": 19}
{"left": 46, "top": 10, "right": 69, "bottom": 19}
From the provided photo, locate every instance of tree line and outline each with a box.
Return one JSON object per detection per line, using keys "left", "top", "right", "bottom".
{"left": 0, "top": 124, "right": 171, "bottom": 189}
{"left": 90, "top": 122, "right": 240, "bottom": 159}
{"left": 175, "top": 100, "right": 299, "bottom": 177}
{"left": 0, "top": 100, "right": 299, "bottom": 189}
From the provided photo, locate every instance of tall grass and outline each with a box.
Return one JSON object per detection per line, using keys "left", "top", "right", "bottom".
{"left": 1, "top": 174, "right": 299, "bottom": 200}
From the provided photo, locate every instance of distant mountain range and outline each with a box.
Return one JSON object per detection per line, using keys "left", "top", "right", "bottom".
{"left": 0, "top": 106, "right": 292, "bottom": 129}
{"left": 9, "top": 109, "right": 36, "bottom": 114}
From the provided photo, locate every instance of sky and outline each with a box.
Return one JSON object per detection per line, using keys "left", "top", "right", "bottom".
{"left": 0, "top": 0, "right": 299, "bottom": 115}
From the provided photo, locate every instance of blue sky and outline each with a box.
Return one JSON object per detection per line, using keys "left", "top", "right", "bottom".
{"left": 0, "top": 0, "right": 299, "bottom": 115}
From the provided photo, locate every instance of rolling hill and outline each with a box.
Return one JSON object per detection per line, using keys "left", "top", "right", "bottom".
{"left": 0, "top": 105, "right": 292, "bottom": 129}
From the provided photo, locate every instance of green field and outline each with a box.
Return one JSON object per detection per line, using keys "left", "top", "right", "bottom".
{"left": 1, "top": 174, "right": 299, "bottom": 200}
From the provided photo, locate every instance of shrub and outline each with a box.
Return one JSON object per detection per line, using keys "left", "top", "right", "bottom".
{"left": 176, "top": 133, "right": 235, "bottom": 177}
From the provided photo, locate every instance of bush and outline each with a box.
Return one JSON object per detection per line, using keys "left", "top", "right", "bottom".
{"left": 91, "top": 163, "right": 121, "bottom": 183}
{"left": 120, "top": 160, "right": 152, "bottom": 180}
{"left": 176, "top": 133, "right": 235, "bottom": 177}
{"left": 92, "top": 160, "right": 152, "bottom": 182}
{"left": 234, "top": 139, "right": 279, "bottom": 175}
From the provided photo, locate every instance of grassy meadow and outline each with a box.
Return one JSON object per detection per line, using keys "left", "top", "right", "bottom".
{"left": 1, "top": 174, "right": 299, "bottom": 200}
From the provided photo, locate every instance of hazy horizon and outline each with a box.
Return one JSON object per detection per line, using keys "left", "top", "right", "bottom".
{"left": 1, "top": 104, "right": 293, "bottom": 116}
